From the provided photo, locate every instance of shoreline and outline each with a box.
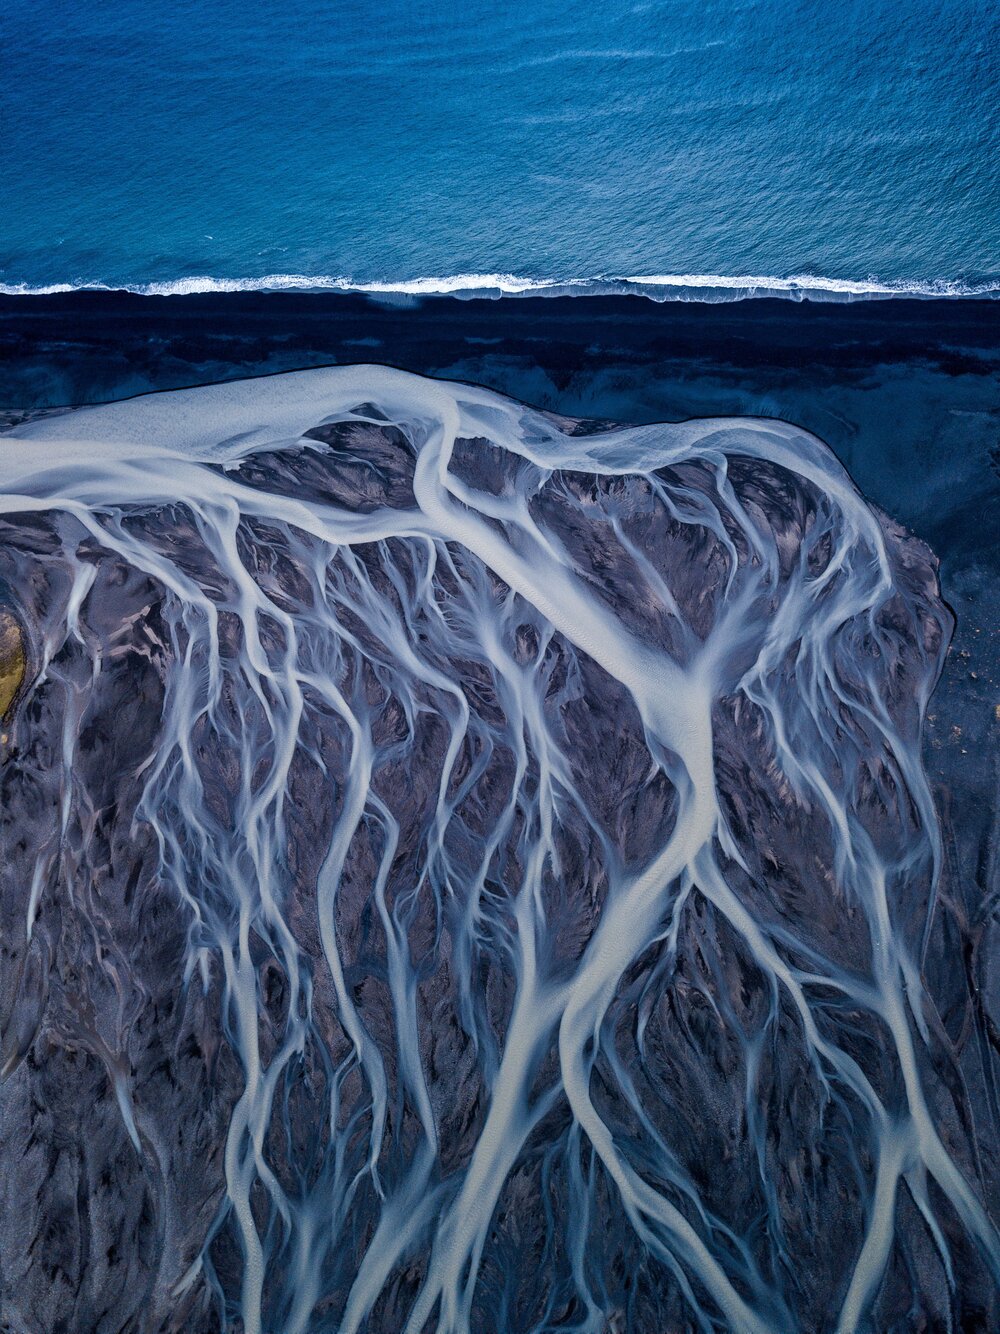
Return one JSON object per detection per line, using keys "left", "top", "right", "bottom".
{"left": 3, "top": 274, "right": 999, "bottom": 302}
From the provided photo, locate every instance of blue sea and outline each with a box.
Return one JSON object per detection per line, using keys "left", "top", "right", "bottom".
{"left": 3, "top": 0, "right": 999, "bottom": 298}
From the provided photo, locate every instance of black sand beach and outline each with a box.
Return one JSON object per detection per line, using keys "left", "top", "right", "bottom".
{"left": 2, "top": 291, "right": 997, "bottom": 406}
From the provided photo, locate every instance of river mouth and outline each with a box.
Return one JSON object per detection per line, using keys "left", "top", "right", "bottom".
{"left": 0, "top": 365, "right": 995, "bottom": 1333}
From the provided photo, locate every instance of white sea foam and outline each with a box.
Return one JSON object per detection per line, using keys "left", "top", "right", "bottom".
{"left": 1, "top": 272, "right": 998, "bottom": 301}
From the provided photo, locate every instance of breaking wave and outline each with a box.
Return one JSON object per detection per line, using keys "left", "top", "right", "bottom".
{"left": 2, "top": 272, "right": 999, "bottom": 302}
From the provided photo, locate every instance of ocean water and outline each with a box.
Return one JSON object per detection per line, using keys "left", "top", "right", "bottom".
{"left": 3, "top": 0, "right": 999, "bottom": 297}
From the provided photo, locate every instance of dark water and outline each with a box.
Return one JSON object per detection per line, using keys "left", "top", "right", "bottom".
{"left": 3, "top": 0, "right": 999, "bottom": 295}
